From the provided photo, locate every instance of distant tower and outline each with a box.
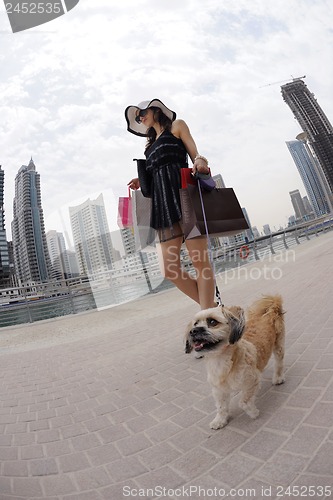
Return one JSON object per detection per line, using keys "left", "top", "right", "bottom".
{"left": 0, "top": 166, "right": 10, "bottom": 287}
{"left": 11, "top": 159, "right": 52, "bottom": 285}
{"left": 289, "top": 189, "right": 307, "bottom": 219}
{"left": 69, "top": 193, "right": 115, "bottom": 277}
{"left": 46, "top": 230, "right": 71, "bottom": 280}
{"left": 286, "top": 137, "right": 331, "bottom": 216}
{"left": 213, "top": 173, "right": 226, "bottom": 188}
{"left": 263, "top": 224, "right": 271, "bottom": 236}
{"left": 281, "top": 79, "right": 333, "bottom": 194}
{"left": 121, "top": 228, "right": 136, "bottom": 256}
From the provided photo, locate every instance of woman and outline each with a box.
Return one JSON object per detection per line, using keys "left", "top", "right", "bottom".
{"left": 125, "top": 98, "right": 215, "bottom": 310}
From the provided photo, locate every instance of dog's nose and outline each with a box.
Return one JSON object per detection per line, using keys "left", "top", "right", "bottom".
{"left": 190, "top": 327, "right": 204, "bottom": 336}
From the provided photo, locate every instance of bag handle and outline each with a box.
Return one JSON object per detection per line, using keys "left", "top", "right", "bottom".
{"left": 197, "top": 181, "right": 223, "bottom": 306}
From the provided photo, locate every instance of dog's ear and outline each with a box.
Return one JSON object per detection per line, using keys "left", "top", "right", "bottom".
{"left": 184, "top": 323, "right": 193, "bottom": 353}
{"left": 185, "top": 340, "right": 193, "bottom": 354}
{"left": 225, "top": 308, "right": 245, "bottom": 344}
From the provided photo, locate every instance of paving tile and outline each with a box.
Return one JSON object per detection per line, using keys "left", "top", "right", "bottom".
{"left": 42, "top": 475, "right": 77, "bottom": 496}
{"left": 171, "top": 447, "right": 218, "bottom": 480}
{"left": 3, "top": 460, "right": 29, "bottom": 477}
{"left": 241, "top": 430, "right": 288, "bottom": 461}
{"left": 255, "top": 452, "right": 309, "bottom": 486}
{"left": 265, "top": 407, "right": 307, "bottom": 432}
{"left": 304, "top": 402, "right": 333, "bottom": 427}
{"left": 37, "top": 429, "right": 61, "bottom": 444}
{"left": 12, "top": 477, "right": 44, "bottom": 497}
{"left": 1, "top": 235, "right": 333, "bottom": 498}
{"left": 302, "top": 370, "right": 333, "bottom": 388}
{"left": 86, "top": 443, "right": 122, "bottom": 465}
{"left": 63, "top": 490, "right": 103, "bottom": 500}
{"left": 30, "top": 458, "right": 59, "bottom": 476}
{"left": 71, "top": 433, "right": 102, "bottom": 451}
{"left": 0, "top": 446, "right": 18, "bottom": 460}
{"left": 138, "top": 442, "right": 182, "bottom": 470}
{"left": 58, "top": 452, "right": 90, "bottom": 473}
{"left": 210, "top": 452, "right": 262, "bottom": 488}
{"left": 99, "top": 479, "right": 138, "bottom": 500}
{"left": 0, "top": 435, "right": 13, "bottom": 446}
{"left": 282, "top": 425, "right": 328, "bottom": 456}
{"left": 169, "top": 407, "right": 207, "bottom": 427}
{"left": 105, "top": 455, "right": 148, "bottom": 482}
{"left": 45, "top": 440, "right": 72, "bottom": 457}
{"left": 305, "top": 443, "right": 333, "bottom": 476}
{"left": 286, "top": 387, "right": 322, "bottom": 408}
{"left": 135, "top": 465, "right": 185, "bottom": 490}
{"left": 71, "top": 467, "right": 112, "bottom": 491}
{"left": 125, "top": 414, "right": 159, "bottom": 433}
{"left": 115, "top": 433, "right": 152, "bottom": 456}
{"left": 168, "top": 426, "right": 210, "bottom": 453}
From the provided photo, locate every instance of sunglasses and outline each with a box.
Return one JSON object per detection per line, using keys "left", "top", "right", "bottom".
{"left": 135, "top": 109, "right": 149, "bottom": 124}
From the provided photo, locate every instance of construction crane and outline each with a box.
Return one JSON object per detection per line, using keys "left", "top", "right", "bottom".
{"left": 260, "top": 75, "right": 306, "bottom": 88}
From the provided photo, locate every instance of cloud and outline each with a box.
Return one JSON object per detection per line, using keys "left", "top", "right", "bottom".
{"left": 1, "top": 0, "right": 333, "bottom": 241}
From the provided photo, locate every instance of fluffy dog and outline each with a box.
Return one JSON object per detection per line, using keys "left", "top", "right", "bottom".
{"left": 185, "top": 295, "right": 285, "bottom": 429}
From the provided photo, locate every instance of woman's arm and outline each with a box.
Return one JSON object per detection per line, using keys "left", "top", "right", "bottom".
{"left": 172, "top": 119, "right": 209, "bottom": 174}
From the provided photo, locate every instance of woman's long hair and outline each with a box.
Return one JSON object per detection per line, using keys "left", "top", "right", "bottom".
{"left": 145, "top": 107, "right": 172, "bottom": 151}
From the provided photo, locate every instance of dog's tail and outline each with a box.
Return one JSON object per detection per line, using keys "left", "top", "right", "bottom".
{"left": 248, "top": 295, "right": 285, "bottom": 334}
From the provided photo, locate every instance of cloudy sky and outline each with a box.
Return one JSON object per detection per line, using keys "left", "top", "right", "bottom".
{"left": 1, "top": 0, "right": 333, "bottom": 246}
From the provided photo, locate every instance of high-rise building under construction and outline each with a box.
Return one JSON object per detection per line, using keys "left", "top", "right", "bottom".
{"left": 281, "top": 79, "right": 333, "bottom": 195}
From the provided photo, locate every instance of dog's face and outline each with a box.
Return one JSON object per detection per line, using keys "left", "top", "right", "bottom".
{"left": 185, "top": 306, "right": 245, "bottom": 355}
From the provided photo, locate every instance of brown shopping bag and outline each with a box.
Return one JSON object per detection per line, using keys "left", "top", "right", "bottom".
{"left": 180, "top": 184, "right": 249, "bottom": 239}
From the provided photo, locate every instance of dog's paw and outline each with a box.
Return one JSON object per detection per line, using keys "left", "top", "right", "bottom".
{"left": 273, "top": 375, "right": 285, "bottom": 385}
{"left": 247, "top": 408, "right": 260, "bottom": 419}
{"left": 210, "top": 416, "right": 228, "bottom": 429}
{"left": 239, "top": 401, "right": 259, "bottom": 419}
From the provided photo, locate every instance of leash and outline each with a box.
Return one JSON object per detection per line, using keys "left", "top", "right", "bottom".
{"left": 197, "top": 180, "right": 223, "bottom": 307}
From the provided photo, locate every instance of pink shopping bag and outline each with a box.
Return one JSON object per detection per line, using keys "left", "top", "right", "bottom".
{"left": 117, "top": 188, "right": 133, "bottom": 228}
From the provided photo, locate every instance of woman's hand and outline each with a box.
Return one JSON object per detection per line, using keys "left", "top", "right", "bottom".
{"left": 127, "top": 177, "right": 140, "bottom": 190}
{"left": 192, "top": 160, "right": 209, "bottom": 175}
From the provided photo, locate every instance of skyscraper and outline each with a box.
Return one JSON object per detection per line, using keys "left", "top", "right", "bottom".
{"left": 286, "top": 139, "right": 331, "bottom": 217}
{"left": 46, "top": 230, "right": 72, "bottom": 280}
{"left": 289, "top": 189, "right": 308, "bottom": 220}
{"left": 0, "top": 166, "right": 10, "bottom": 287}
{"left": 11, "top": 159, "right": 52, "bottom": 285}
{"left": 69, "top": 193, "right": 115, "bottom": 277}
{"left": 281, "top": 79, "right": 333, "bottom": 194}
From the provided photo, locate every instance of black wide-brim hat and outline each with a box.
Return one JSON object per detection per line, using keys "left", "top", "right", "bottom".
{"left": 124, "top": 98, "right": 177, "bottom": 137}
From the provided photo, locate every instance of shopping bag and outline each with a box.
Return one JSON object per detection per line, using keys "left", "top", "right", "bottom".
{"left": 181, "top": 167, "right": 196, "bottom": 188}
{"left": 131, "top": 189, "right": 155, "bottom": 251}
{"left": 133, "top": 158, "right": 152, "bottom": 198}
{"left": 180, "top": 184, "right": 249, "bottom": 239}
{"left": 181, "top": 167, "right": 216, "bottom": 191}
{"left": 193, "top": 171, "right": 216, "bottom": 191}
{"left": 117, "top": 188, "right": 133, "bottom": 229}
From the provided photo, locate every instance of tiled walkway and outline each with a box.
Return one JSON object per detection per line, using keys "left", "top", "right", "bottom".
{"left": 0, "top": 232, "right": 332, "bottom": 500}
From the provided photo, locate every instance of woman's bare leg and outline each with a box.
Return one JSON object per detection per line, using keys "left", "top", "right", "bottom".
{"left": 185, "top": 237, "right": 216, "bottom": 309}
{"left": 157, "top": 235, "right": 200, "bottom": 304}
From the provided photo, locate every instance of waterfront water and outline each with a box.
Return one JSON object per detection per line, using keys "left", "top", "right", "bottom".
{"left": 0, "top": 277, "right": 174, "bottom": 328}
{"left": 0, "top": 228, "right": 325, "bottom": 329}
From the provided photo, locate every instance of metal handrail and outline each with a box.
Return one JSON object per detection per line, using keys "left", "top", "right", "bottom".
{"left": 1, "top": 218, "right": 332, "bottom": 328}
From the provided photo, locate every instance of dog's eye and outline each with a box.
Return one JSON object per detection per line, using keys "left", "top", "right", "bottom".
{"left": 207, "top": 318, "right": 219, "bottom": 327}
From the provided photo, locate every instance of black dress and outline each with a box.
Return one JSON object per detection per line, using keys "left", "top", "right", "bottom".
{"left": 145, "top": 130, "right": 188, "bottom": 240}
